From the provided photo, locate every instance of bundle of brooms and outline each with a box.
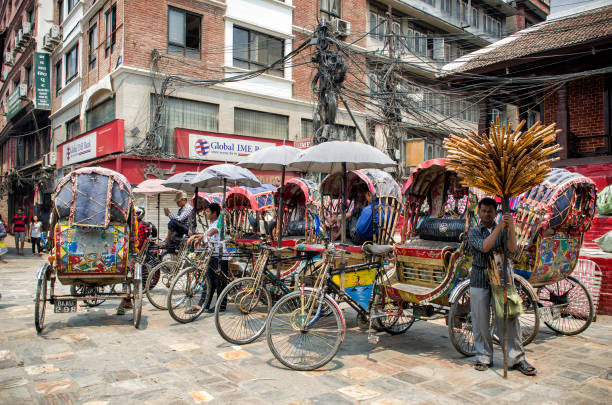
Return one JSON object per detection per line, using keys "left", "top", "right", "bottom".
{"left": 444, "top": 119, "right": 562, "bottom": 199}
{"left": 443, "top": 118, "right": 562, "bottom": 378}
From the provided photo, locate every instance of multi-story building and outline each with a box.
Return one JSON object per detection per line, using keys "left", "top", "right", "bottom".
{"left": 48, "top": 0, "right": 368, "bottom": 199}
{"left": 0, "top": 0, "right": 55, "bottom": 223}
{"left": 363, "top": 0, "right": 517, "bottom": 173}
{"left": 509, "top": 0, "right": 550, "bottom": 30}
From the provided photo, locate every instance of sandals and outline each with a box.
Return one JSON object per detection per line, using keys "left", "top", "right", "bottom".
{"left": 116, "top": 306, "right": 126, "bottom": 315}
{"left": 512, "top": 360, "right": 537, "bottom": 376}
{"left": 185, "top": 305, "right": 202, "bottom": 314}
{"left": 474, "top": 361, "right": 492, "bottom": 371}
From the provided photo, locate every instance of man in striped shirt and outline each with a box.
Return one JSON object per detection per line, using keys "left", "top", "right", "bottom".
{"left": 12, "top": 208, "right": 27, "bottom": 256}
{"left": 164, "top": 192, "right": 193, "bottom": 243}
{"left": 467, "top": 197, "right": 536, "bottom": 376}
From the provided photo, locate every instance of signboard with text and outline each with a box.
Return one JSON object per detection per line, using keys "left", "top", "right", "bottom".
{"left": 174, "top": 128, "right": 293, "bottom": 162}
{"left": 34, "top": 52, "right": 51, "bottom": 109}
{"left": 57, "top": 119, "right": 125, "bottom": 167}
{"left": 7, "top": 89, "right": 22, "bottom": 120}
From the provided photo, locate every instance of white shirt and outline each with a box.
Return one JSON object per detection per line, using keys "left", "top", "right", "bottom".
{"left": 30, "top": 221, "right": 43, "bottom": 238}
{"left": 206, "top": 219, "right": 227, "bottom": 257}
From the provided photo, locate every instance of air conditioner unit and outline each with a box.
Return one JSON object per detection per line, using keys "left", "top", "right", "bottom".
{"left": 17, "top": 29, "right": 27, "bottom": 48}
{"left": 14, "top": 36, "right": 23, "bottom": 52}
{"left": 49, "top": 25, "right": 61, "bottom": 41}
{"left": 4, "top": 52, "right": 14, "bottom": 65}
{"left": 22, "top": 22, "right": 32, "bottom": 39}
{"left": 330, "top": 18, "right": 351, "bottom": 38}
{"left": 18, "top": 83, "right": 28, "bottom": 99}
{"left": 43, "top": 152, "right": 57, "bottom": 167}
{"left": 43, "top": 34, "right": 57, "bottom": 52}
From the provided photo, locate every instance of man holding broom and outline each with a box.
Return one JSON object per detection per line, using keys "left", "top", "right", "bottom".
{"left": 468, "top": 197, "right": 537, "bottom": 376}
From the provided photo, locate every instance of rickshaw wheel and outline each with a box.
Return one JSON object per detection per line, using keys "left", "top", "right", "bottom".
{"left": 146, "top": 261, "right": 177, "bottom": 310}
{"left": 266, "top": 290, "right": 344, "bottom": 371}
{"left": 371, "top": 290, "right": 415, "bottom": 335}
{"left": 167, "top": 267, "right": 212, "bottom": 324}
{"left": 537, "top": 276, "right": 594, "bottom": 336}
{"left": 132, "top": 277, "right": 143, "bottom": 329}
{"left": 448, "top": 284, "right": 477, "bottom": 357}
{"left": 35, "top": 265, "right": 49, "bottom": 334}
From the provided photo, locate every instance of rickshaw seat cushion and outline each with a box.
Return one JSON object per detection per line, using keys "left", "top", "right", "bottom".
{"left": 417, "top": 218, "right": 464, "bottom": 242}
{"left": 363, "top": 244, "right": 394, "bottom": 257}
{"left": 55, "top": 222, "right": 129, "bottom": 275}
{"left": 286, "top": 220, "right": 305, "bottom": 236}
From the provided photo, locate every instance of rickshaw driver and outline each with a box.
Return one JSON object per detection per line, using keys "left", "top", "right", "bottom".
{"left": 186, "top": 203, "right": 228, "bottom": 313}
{"left": 468, "top": 197, "right": 537, "bottom": 376}
{"left": 164, "top": 192, "right": 193, "bottom": 243}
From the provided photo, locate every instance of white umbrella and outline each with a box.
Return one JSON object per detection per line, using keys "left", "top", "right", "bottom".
{"left": 162, "top": 172, "right": 199, "bottom": 192}
{"left": 133, "top": 179, "right": 177, "bottom": 235}
{"left": 238, "top": 145, "right": 303, "bottom": 275}
{"left": 288, "top": 141, "right": 396, "bottom": 243}
{"left": 288, "top": 141, "right": 396, "bottom": 174}
{"left": 190, "top": 164, "right": 261, "bottom": 240}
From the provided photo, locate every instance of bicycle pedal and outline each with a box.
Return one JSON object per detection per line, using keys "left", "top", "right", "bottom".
{"left": 367, "top": 334, "right": 380, "bottom": 345}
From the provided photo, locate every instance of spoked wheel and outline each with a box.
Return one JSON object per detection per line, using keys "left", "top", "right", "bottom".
{"left": 513, "top": 277, "right": 540, "bottom": 346}
{"left": 35, "top": 264, "right": 49, "bottom": 334}
{"left": 146, "top": 261, "right": 177, "bottom": 310}
{"left": 372, "top": 286, "right": 415, "bottom": 335}
{"left": 132, "top": 277, "right": 143, "bottom": 329}
{"left": 537, "top": 276, "right": 594, "bottom": 335}
{"left": 448, "top": 284, "right": 477, "bottom": 357}
{"left": 167, "top": 267, "right": 212, "bottom": 323}
{"left": 266, "top": 290, "right": 344, "bottom": 371}
{"left": 215, "top": 277, "right": 272, "bottom": 345}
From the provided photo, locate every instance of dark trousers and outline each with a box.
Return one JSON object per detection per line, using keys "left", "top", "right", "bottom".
{"left": 31, "top": 237, "right": 40, "bottom": 253}
{"left": 202, "top": 257, "right": 228, "bottom": 309}
{"left": 168, "top": 219, "right": 189, "bottom": 237}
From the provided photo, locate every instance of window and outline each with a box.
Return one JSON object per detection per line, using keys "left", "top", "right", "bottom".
{"left": 526, "top": 110, "right": 539, "bottom": 128}
{"left": 471, "top": 7, "right": 479, "bottom": 29}
{"left": 151, "top": 95, "right": 219, "bottom": 153}
{"left": 321, "top": 0, "right": 340, "bottom": 20}
{"left": 432, "top": 38, "right": 445, "bottom": 60}
{"left": 67, "top": 0, "right": 78, "bottom": 13}
{"left": 235, "top": 108, "right": 288, "bottom": 139}
{"left": 58, "top": 0, "right": 64, "bottom": 24}
{"left": 444, "top": 43, "right": 452, "bottom": 62}
{"left": 87, "top": 98, "right": 115, "bottom": 131}
{"left": 105, "top": 5, "right": 116, "bottom": 57}
{"left": 26, "top": 7, "right": 35, "bottom": 31}
{"left": 301, "top": 119, "right": 313, "bottom": 138}
{"left": 88, "top": 24, "right": 97, "bottom": 69}
{"left": 66, "top": 116, "right": 80, "bottom": 140}
{"left": 414, "top": 31, "right": 427, "bottom": 57}
{"left": 421, "top": 0, "right": 435, "bottom": 5}
{"left": 328, "top": 124, "right": 356, "bottom": 141}
{"left": 25, "top": 65, "right": 32, "bottom": 90}
{"left": 232, "top": 26, "right": 284, "bottom": 77}
{"left": 168, "top": 7, "right": 201, "bottom": 59}
{"left": 441, "top": 0, "right": 452, "bottom": 15}
{"left": 461, "top": 1, "right": 468, "bottom": 24}
{"left": 65, "top": 43, "right": 78, "bottom": 82}
{"left": 55, "top": 60, "right": 62, "bottom": 95}
{"left": 369, "top": 11, "right": 387, "bottom": 42}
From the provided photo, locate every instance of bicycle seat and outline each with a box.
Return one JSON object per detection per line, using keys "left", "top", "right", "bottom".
{"left": 362, "top": 244, "right": 394, "bottom": 257}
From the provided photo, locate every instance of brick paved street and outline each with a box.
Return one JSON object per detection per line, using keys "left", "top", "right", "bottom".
{"left": 1, "top": 247, "right": 611, "bottom": 405}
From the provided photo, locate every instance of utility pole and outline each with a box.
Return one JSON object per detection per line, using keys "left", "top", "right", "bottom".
{"left": 385, "top": 5, "right": 403, "bottom": 177}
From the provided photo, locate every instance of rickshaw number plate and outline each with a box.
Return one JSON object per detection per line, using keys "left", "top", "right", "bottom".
{"left": 54, "top": 300, "right": 77, "bottom": 313}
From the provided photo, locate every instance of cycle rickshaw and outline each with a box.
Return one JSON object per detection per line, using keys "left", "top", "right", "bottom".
{"left": 34, "top": 167, "right": 143, "bottom": 332}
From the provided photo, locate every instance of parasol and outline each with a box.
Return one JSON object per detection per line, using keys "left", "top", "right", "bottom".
{"left": 133, "top": 179, "right": 177, "bottom": 236}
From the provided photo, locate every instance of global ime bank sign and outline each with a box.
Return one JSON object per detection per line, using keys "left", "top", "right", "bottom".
{"left": 174, "top": 128, "right": 291, "bottom": 162}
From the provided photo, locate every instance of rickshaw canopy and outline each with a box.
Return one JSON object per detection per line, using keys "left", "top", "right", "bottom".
{"left": 280, "top": 177, "right": 320, "bottom": 209}
{"left": 53, "top": 167, "right": 134, "bottom": 228}
{"left": 225, "top": 184, "right": 277, "bottom": 211}
{"left": 321, "top": 169, "right": 401, "bottom": 200}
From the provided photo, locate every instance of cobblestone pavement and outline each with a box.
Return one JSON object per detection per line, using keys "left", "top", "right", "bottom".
{"left": 1, "top": 248, "right": 611, "bottom": 405}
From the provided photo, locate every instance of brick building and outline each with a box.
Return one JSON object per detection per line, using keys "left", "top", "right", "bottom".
{"left": 442, "top": 1, "right": 612, "bottom": 313}
{"left": 0, "top": 0, "right": 55, "bottom": 225}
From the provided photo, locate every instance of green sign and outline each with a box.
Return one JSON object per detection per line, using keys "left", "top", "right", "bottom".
{"left": 34, "top": 52, "right": 50, "bottom": 110}
{"left": 7, "top": 88, "right": 22, "bottom": 120}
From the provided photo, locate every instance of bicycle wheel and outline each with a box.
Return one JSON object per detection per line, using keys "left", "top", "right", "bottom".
{"left": 215, "top": 277, "right": 272, "bottom": 345}
{"left": 146, "top": 261, "right": 177, "bottom": 310}
{"left": 448, "top": 284, "right": 476, "bottom": 357}
{"left": 514, "top": 277, "right": 540, "bottom": 346}
{"left": 538, "top": 276, "right": 593, "bottom": 335}
{"left": 266, "top": 290, "right": 344, "bottom": 371}
{"left": 372, "top": 286, "right": 415, "bottom": 335}
{"left": 35, "top": 265, "right": 48, "bottom": 334}
{"left": 167, "top": 267, "right": 212, "bottom": 323}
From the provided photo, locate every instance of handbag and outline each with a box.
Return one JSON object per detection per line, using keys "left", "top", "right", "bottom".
{"left": 487, "top": 252, "right": 523, "bottom": 318}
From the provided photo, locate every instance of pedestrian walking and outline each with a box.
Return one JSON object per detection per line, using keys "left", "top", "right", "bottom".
{"left": 12, "top": 208, "right": 27, "bottom": 256}
{"left": 29, "top": 216, "right": 43, "bottom": 256}
{"left": 468, "top": 197, "right": 536, "bottom": 376}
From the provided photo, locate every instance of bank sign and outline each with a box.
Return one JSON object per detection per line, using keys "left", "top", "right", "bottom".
{"left": 62, "top": 133, "right": 97, "bottom": 166}
{"left": 57, "top": 119, "right": 125, "bottom": 167}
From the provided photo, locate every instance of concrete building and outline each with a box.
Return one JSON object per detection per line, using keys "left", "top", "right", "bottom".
{"left": 508, "top": 0, "right": 550, "bottom": 31}
{"left": 363, "top": 0, "right": 517, "bottom": 174}
{"left": 48, "top": 0, "right": 369, "bottom": 196}
{"left": 0, "top": 0, "right": 55, "bottom": 224}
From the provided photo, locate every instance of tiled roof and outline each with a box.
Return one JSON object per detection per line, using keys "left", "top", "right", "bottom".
{"left": 443, "top": 5, "right": 612, "bottom": 74}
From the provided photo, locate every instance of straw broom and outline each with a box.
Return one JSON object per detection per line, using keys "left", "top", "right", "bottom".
{"left": 444, "top": 118, "right": 561, "bottom": 378}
